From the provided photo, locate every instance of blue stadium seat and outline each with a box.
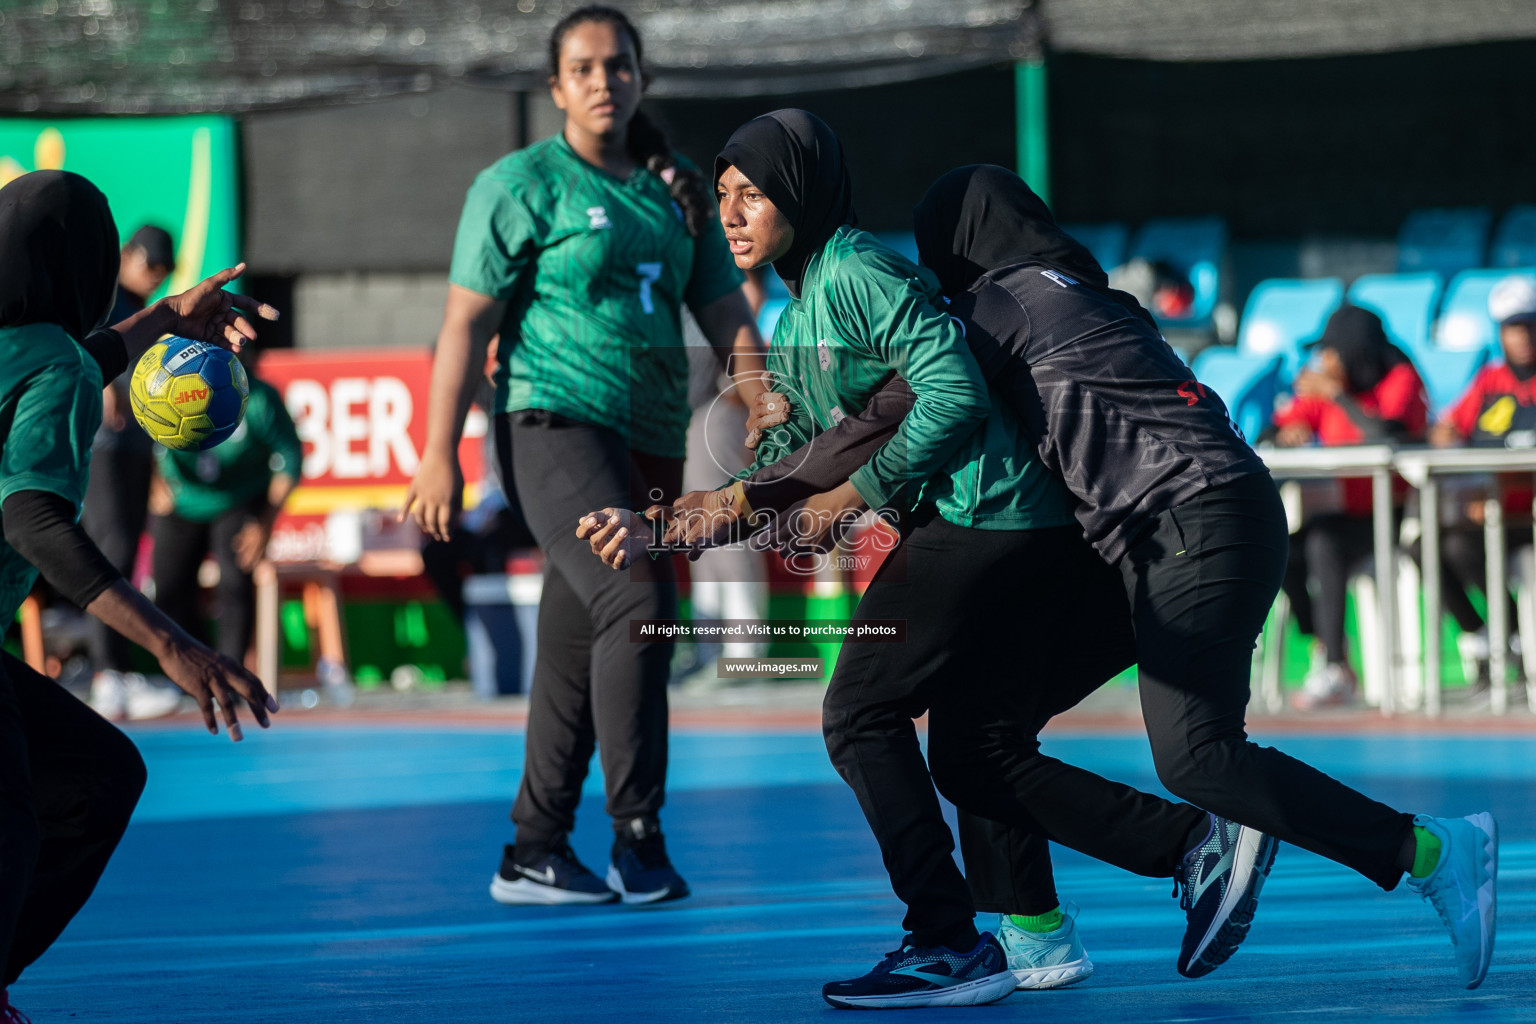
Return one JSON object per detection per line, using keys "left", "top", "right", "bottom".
{"left": 1413, "top": 347, "right": 1489, "bottom": 418}
{"left": 1236, "top": 277, "right": 1344, "bottom": 376}
{"left": 1191, "top": 349, "right": 1284, "bottom": 443}
{"left": 1434, "top": 268, "right": 1536, "bottom": 353}
{"left": 1347, "top": 272, "right": 1442, "bottom": 352}
{"left": 1397, "top": 207, "right": 1492, "bottom": 279}
{"left": 1490, "top": 205, "right": 1536, "bottom": 269}
{"left": 1060, "top": 222, "right": 1129, "bottom": 272}
{"left": 1128, "top": 216, "right": 1227, "bottom": 329}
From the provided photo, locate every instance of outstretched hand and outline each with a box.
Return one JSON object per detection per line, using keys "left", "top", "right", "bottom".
{"left": 158, "top": 263, "right": 280, "bottom": 352}
{"left": 159, "top": 634, "right": 279, "bottom": 742}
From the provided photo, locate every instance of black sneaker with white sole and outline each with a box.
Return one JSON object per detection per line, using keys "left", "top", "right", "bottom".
{"left": 489, "top": 842, "right": 617, "bottom": 905}
{"left": 822, "top": 933, "right": 1016, "bottom": 1009}
{"left": 607, "top": 818, "right": 690, "bottom": 905}
{"left": 1174, "top": 814, "right": 1279, "bottom": 977}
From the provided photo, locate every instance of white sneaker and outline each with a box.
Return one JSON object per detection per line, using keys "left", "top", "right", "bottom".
{"left": 89, "top": 670, "right": 127, "bottom": 720}
{"left": 122, "top": 672, "right": 182, "bottom": 720}
{"left": 1292, "top": 662, "right": 1357, "bottom": 711}
{"left": 1406, "top": 813, "right": 1498, "bottom": 989}
{"left": 996, "top": 904, "right": 1094, "bottom": 989}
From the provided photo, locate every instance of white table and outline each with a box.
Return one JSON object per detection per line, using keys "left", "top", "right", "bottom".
{"left": 1255, "top": 446, "right": 1401, "bottom": 713}
{"left": 1394, "top": 446, "right": 1536, "bottom": 715}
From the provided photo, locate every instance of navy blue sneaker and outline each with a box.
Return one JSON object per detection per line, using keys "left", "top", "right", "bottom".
{"left": 1174, "top": 814, "right": 1279, "bottom": 977}
{"left": 822, "top": 933, "right": 1017, "bottom": 1009}
{"left": 489, "top": 842, "right": 617, "bottom": 905}
{"left": 607, "top": 819, "right": 690, "bottom": 905}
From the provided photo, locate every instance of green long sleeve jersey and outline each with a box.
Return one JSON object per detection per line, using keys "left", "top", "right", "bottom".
{"left": 744, "top": 227, "right": 1078, "bottom": 530}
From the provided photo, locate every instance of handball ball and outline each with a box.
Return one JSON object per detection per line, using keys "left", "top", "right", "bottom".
{"left": 129, "top": 338, "right": 249, "bottom": 451}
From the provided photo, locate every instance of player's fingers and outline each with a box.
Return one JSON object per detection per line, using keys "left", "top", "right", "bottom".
{"left": 599, "top": 526, "right": 630, "bottom": 569}
{"left": 204, "top": 263, "right": 246, "bottom": 288}
{"left": 744, "top": 428, "right": 762, "bottom": 450}
{"left": 213, "top": 683, "right": 244, "bottom": 742}
{"left": 586, "top": 521, "right": 621, "bottom": 555}
{"left": 229, "top": 292, "right": 281, "bottom": 321}
{"left": 223, "top": 665, "right": 274, "bottom": 726}
{"left": 227, "top": 311, "right": 258, "bottom": 341}
{"left": 194, "top": 688, "right": 219, "bottom": 735}
{"left": 432, "top": 503, "right": 453, "bottom": 543}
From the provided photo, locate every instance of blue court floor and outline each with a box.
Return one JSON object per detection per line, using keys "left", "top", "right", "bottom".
{"left": 14, "top": 726, "right": 1536, "bottom": 1022}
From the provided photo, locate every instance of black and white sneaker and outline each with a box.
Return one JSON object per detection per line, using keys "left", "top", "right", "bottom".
{"left": 606, "top": 818, "right": 690, "bottom": 905}
{"left": 822, "top": 933, "right": 1016, "bottom": 1009}
{"left": 1174, "top": 814, "right": 1279, "bottom": 977}
{"left": 489, "top": 842, "right": 617, "bottom": 905}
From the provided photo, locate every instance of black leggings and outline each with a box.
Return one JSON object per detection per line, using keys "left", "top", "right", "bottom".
{"left": 0, "top": 651, "right": 145, "bottom": 986}
{"left": 497, "top": 412, "right": 682, "bottom": 846}
{"left": 823, "top": 510, "right": 1209, "bottom": 948}
{"left": 152, "top": 502, "right": 262, "bottom": 663}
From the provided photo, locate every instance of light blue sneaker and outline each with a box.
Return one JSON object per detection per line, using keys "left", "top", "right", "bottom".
{"left": 1405, "top": 813, "right": 1498, "bottom": 989}
{"left": 995, "top": 904, "right": 1094, "bottom": 990}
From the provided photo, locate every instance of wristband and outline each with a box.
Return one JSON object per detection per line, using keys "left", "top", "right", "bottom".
{"left": 731, "top": 480, "right": 754, "bottom": 518}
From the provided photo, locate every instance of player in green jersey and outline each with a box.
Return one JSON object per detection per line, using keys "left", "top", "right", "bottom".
{"left": 402, "top": 6, "right": 770, "bottom": 907}
{"left": 0, "top": 170, "right": 281, "bottom": 1022}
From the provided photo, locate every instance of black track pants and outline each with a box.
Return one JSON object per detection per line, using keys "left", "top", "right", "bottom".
{"left": 498, "top": 412, "right": 682, "bottom": 846}
{"left": 1120, "top": 473, "right": 1414, "bottom": 890}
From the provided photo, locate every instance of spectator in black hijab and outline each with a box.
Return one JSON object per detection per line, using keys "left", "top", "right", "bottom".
{"left": 1273, "top": 305, "right": 1428, "bottom": 709}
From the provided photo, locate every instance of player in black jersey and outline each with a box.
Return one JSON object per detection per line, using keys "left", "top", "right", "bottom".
{"left": 717, "top": 165, "right": 1498, "bottom": 991}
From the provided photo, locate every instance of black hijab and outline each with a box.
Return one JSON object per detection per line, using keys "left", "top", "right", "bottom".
{"left": 715, "top": 109, "right": 856, "bottom": 299}
{"left": 1314, "top": 304, "right": 1409, "bottom": 396}
{"left": 0, "top": 170, "right": 120, "bottom": 342}
{"left": 913, "top": 163, "right": 1155, "bottom": 327}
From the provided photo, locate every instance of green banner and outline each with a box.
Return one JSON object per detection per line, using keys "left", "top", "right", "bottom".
{"left": 0, "top": 116, "right": 239, "bottom": 299}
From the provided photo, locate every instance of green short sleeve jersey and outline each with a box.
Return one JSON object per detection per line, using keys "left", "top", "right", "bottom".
{"left": 449, "top": 135, "right": 745, "bottom": 458}
{"left": 158, "top": 378, "right": 303, "bottom": 522}
{"left": 741, "top": 227, "right": 1078, "bottom": 531}
{"left": 0, "top": 323, "right": 103, "bottom": 624}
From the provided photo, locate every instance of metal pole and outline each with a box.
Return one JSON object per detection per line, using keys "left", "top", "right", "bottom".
{"left": 1487, "top": 497, "right": 1508, "bottom": 714}
{"left": 1372, "top": 468, "right": 1397, "bottom": 715}
{"left": 1015, "top": 58, "right": 1051, "bottom": 205}
{"left": 1422, "top": 476, "right": 1442, "bottom": 717}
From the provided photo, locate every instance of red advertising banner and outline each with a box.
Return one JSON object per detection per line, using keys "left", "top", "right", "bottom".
{"left": 256, "top": 348, "right": 487, "bottom": 563}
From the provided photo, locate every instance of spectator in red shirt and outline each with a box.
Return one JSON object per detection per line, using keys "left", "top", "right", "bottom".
{"left": 1421, "top": 275, "right": 1536, "bottom": 682}
{"left": 1272, "top": 305, "right": 1429, "bottom": 708}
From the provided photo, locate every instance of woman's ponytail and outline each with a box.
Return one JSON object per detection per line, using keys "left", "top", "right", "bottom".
{"left": 627, "top": 109, "right": 713, "bottom": 238}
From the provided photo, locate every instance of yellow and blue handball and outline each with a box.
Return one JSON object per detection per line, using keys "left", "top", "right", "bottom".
{"left": 129, "top": 338, "right": 249, "bottom": 451}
